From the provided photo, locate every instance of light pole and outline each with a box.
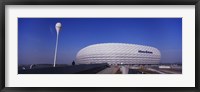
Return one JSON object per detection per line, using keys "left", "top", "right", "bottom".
{"left": 53, "top": 22, "right": 61, "bottom": 67}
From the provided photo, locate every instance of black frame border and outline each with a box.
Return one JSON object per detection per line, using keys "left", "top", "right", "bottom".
{"left": 0, "top": 0, "right": 200, "bottom": 92}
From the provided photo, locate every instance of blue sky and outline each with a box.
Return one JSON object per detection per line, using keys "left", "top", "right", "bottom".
{"left": 18, "top": 18, "right": 182, "bottom": 65}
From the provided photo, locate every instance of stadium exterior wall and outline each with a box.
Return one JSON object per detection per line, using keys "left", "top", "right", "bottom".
{"left": 76, "top": 43, "right": 161, "bottom": 64}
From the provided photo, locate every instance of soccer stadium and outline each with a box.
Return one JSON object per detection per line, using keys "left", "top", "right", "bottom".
{"left": 76, "top": 43, "right": 161, "bottom": 65}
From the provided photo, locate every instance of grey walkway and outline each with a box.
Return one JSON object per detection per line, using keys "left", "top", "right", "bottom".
{"left": 97, "top": 65, "right": 120, "bottom": 74}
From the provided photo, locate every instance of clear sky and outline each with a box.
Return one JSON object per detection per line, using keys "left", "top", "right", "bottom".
{"left": 18, "top": 18, "right": 182, "bottom": 65}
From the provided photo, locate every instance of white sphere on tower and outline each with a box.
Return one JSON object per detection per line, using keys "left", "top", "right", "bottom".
{"left": 55, "top": 22, "right": 62, "bottom": 34}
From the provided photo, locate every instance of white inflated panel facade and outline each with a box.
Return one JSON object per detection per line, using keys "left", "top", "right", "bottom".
{"left": 76, "top": 43, "right": 161, "bottom": 64}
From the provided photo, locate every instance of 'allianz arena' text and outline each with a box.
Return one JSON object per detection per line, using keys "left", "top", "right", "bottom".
{"left": 76, "top": 43, "right": 161, "bottom": 64}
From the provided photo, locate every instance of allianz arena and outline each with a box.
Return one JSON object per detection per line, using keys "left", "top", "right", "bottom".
{"left": 76, "top": 43, "right": 161, "bottom": 64}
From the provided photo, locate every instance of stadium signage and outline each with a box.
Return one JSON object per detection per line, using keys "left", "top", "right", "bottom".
{"left": 138, "top": 50, "right": 153, "bottom": 54}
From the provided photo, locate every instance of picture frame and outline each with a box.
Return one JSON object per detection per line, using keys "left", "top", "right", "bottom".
{"left": 0, "top": 0, "right": 199, "bottom": 92}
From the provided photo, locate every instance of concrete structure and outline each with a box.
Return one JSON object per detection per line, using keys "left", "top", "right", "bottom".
{"left": 76, "top": 43, "right": 161, "bottom": 64}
